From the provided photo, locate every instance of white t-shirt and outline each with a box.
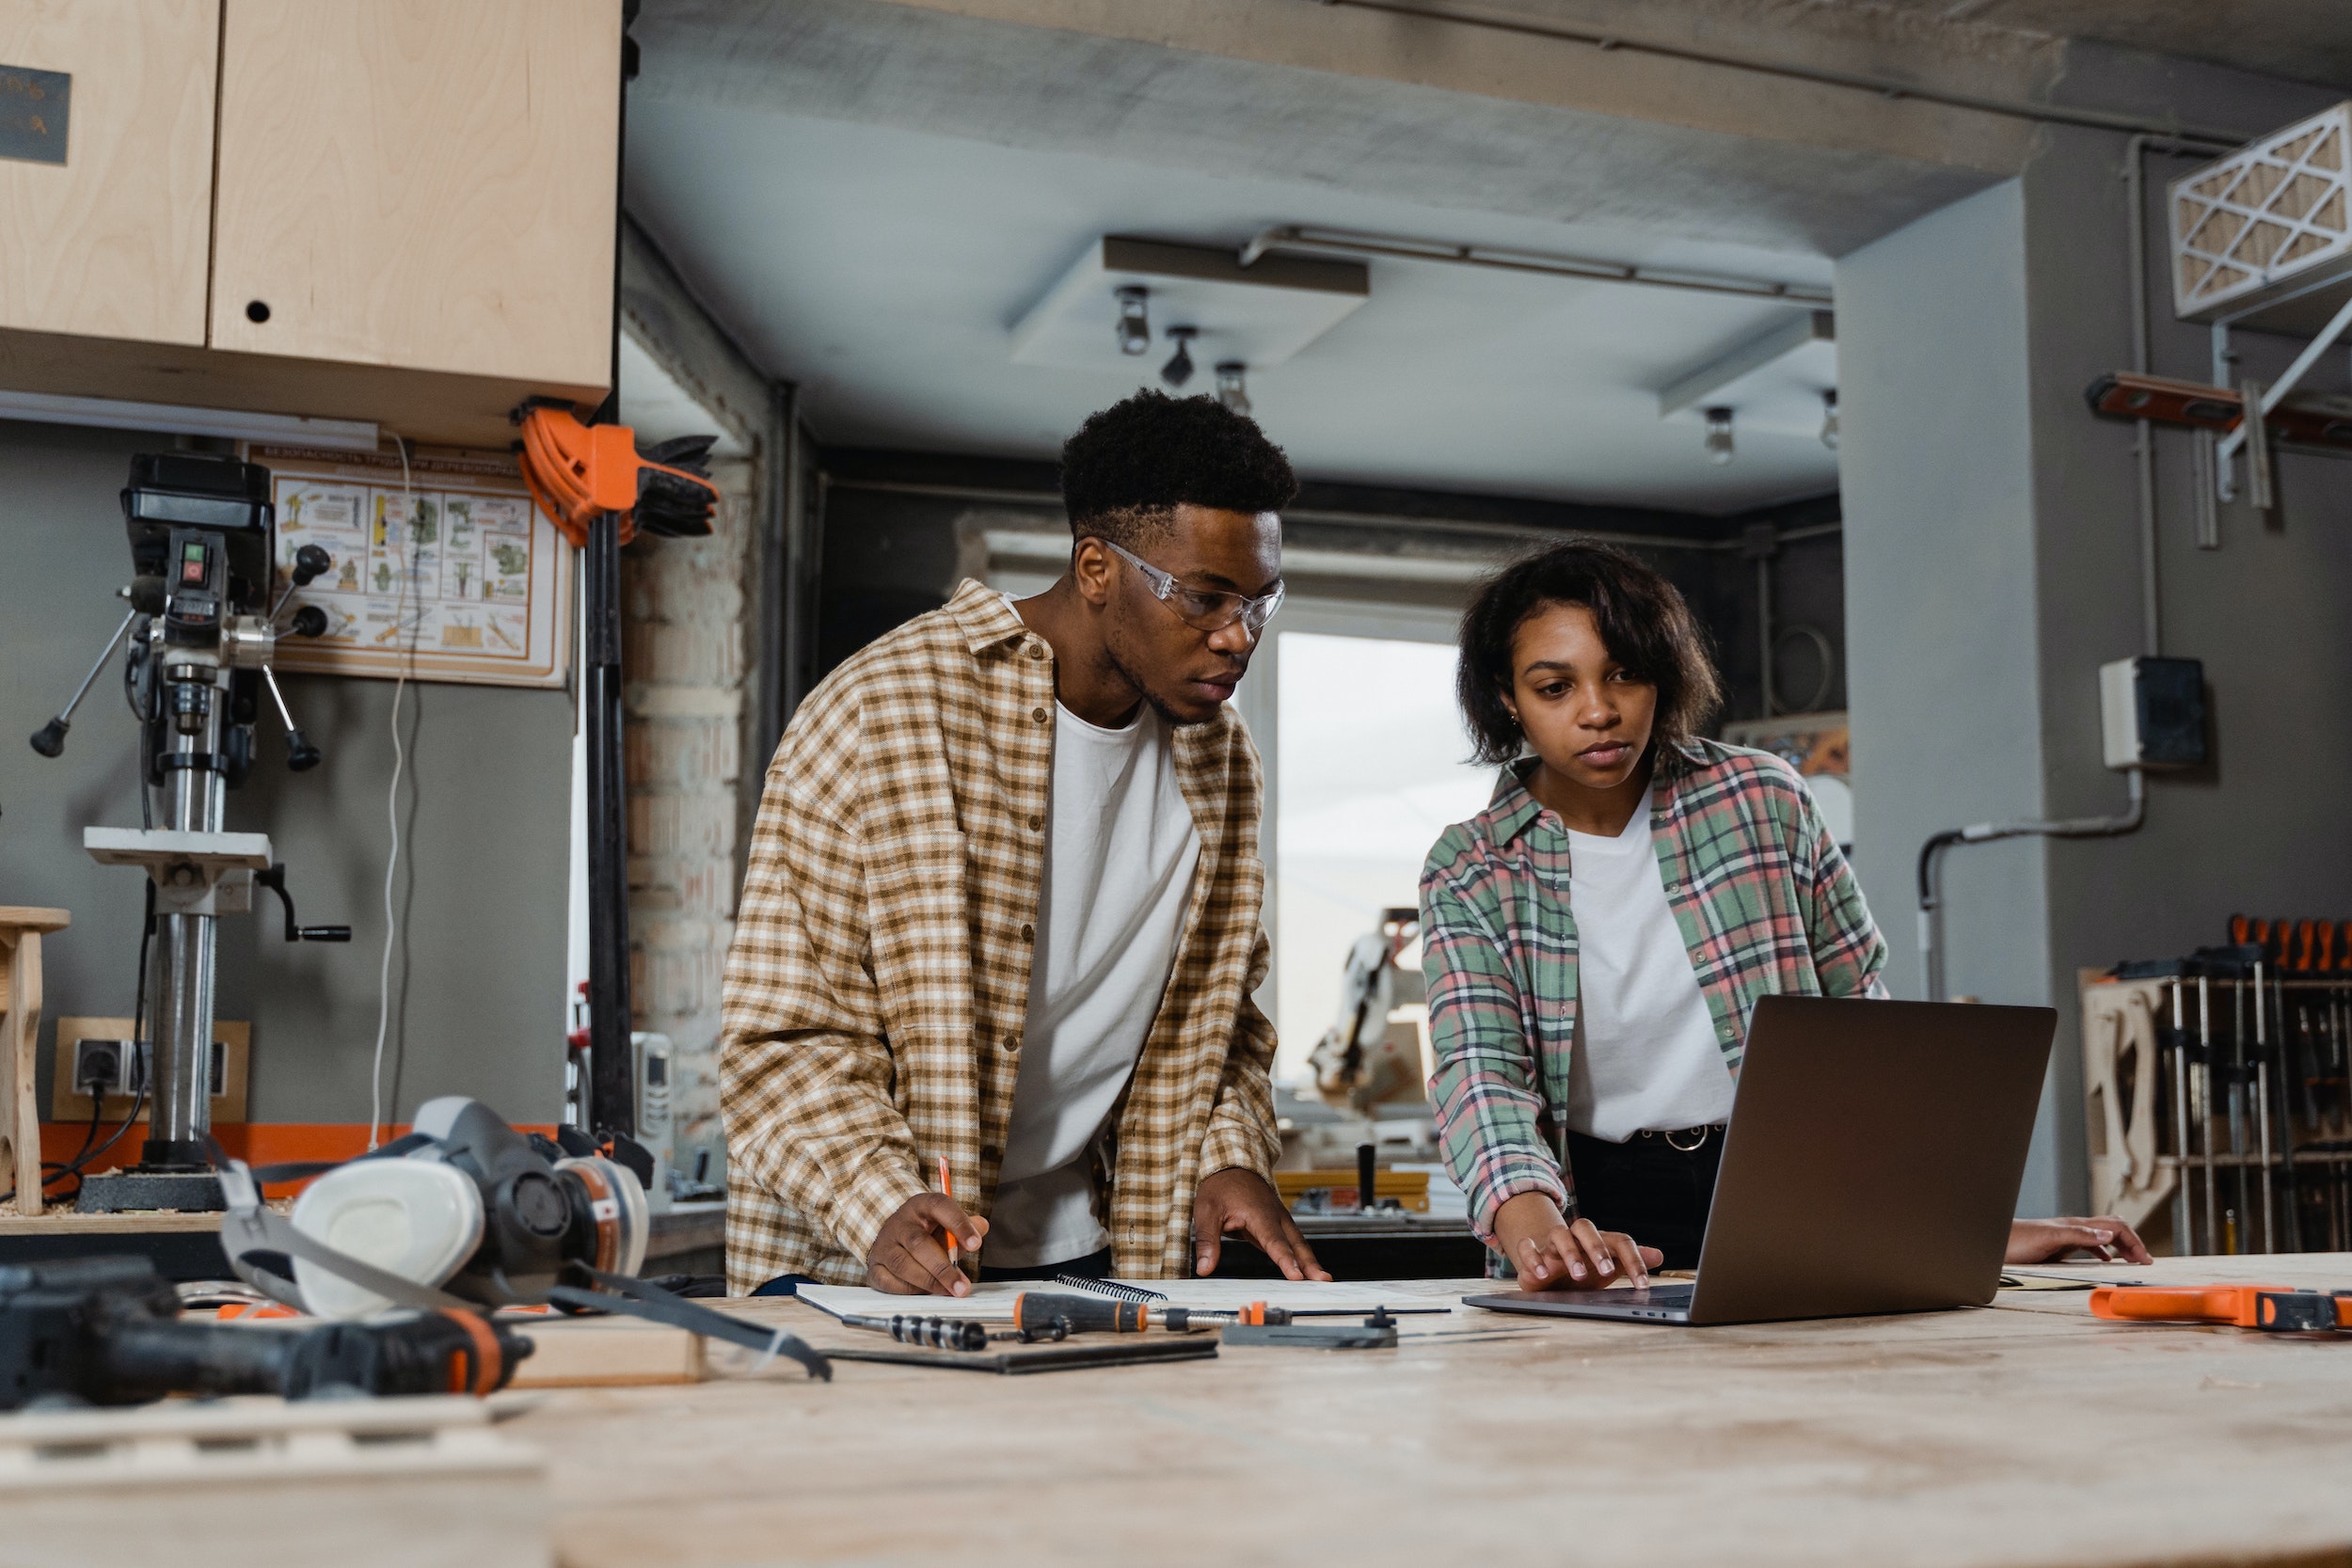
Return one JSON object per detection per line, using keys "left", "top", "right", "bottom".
{"left": 1560, "top": 788, "right": 1737, "bottom": 1143}
{"left": 986, "top": 699, "right": 1202, "bottom": 1266}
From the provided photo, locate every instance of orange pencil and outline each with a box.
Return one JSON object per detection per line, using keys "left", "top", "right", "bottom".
{"left": 937, "top": 1154, "right": 959, "bottom": 1265}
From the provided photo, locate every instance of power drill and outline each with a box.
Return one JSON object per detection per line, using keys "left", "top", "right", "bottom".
{"left": 0, "top": 1255, "right": 532, "bottom": 1409}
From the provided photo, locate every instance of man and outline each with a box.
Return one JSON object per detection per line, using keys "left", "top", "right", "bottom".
{"left": 722, "top": 390, "right": 1327, "bottom": 1295}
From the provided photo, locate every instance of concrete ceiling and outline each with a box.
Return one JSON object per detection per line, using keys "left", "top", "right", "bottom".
{"left": 1847, "top": 1, "right": 2352, "bottom": 93}
{"left": 622, "top": 0, "right": 2342, "bottom": 515}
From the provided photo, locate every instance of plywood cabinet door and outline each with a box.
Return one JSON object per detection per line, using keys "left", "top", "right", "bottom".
{"left": 0, "top": 0, "right": 218, "bottom": 345}
{"left": 209, "top": 0, "right": 619, "bottom": 390}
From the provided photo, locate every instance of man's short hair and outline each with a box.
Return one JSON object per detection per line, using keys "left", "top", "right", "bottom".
{"left": 1059, "top": 389, "right": 1298, "bottom": 550}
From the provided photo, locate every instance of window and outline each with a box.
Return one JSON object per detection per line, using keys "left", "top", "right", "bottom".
{"left": 1264, "top": 624, "right": 1493, "bottom": 1084}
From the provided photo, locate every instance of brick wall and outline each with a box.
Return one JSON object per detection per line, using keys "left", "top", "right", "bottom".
{"left": 621, "top": 454, "right": 757, "bottom": 1178}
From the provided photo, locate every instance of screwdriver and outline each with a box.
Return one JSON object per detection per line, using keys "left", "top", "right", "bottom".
{"left": 836, "top": 1313, "right": 1018, "bottom": 1353}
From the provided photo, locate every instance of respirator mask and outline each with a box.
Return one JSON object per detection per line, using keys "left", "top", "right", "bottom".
{"left": 214, "top": 1098, "right": 827, "bottom": 1379}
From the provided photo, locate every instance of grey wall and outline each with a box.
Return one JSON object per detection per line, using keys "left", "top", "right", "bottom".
{"left": 0, "top": 420, "right": 570, "bottom": 1130}
{"left": 1839, "top": 180, "right": 2061, "bottom": 1205}
{"left": 1840, "top": 65, "right": 2352, "bottom": 1216}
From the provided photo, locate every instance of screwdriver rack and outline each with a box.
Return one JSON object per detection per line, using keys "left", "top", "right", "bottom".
{"left": 2088, "top": 965, "right": 2352, "bottom": 1257}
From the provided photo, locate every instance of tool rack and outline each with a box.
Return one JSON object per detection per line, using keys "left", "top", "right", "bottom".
{"left": 2099, "top": 961, "right": 2352, "bottom": 1256}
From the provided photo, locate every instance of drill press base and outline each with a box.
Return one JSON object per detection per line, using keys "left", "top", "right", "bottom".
{"left": 74, "top": 1168, "right": 226, "bottom": 1214}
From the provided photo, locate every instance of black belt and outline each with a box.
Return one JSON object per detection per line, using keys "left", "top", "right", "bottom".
{"left": 1629, "top": 1122, "right": 1724, "bottom": 1151}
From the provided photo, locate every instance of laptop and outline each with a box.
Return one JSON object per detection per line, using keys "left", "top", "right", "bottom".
{"left": 1463, "top": 994, "right": 2054, "bottom": 1326}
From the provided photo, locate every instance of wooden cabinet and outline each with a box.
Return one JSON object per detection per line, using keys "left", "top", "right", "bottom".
{"left": 0, "top": 0, "right": 618, "bottom": 446}
{"left": 210, "top": 0, "right": 617, "bottom": 388}
{"left": 0, "top": 0, "right": 218, "bottom": 345}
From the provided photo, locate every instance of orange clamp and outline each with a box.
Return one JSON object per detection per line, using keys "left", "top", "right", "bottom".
{"left": 2090, "top": 1284, "right": 2352, "bottom": 1331}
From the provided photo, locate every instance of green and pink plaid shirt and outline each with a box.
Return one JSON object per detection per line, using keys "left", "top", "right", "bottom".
{"left": 1419, "top": 737, "right": 1887, "bottom": 1243}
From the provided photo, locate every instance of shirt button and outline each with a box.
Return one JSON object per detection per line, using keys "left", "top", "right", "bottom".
{"left": 1025, "top": 642, "right": 1046, "bottom": 660}
{"left": 1028, "top": 814, "right": 1044, "bottom": 831}
{"left": 1003, "top": 1036, "right": 1022, "bottom": 1054}
{"left": 1032, "top": 707, "right": 1048, "bottom": 722}
{"left": 1021, "top": 923, "right": 1034, "bottom": 941}
{"left": 981, "top": 1144, "right": 1003, "bottom": 1162}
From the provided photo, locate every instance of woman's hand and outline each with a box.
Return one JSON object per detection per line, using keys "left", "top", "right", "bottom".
{"left": 1495, "top": 1191, "right": 1662, "bottom": 1289}
{"left": 2004, "top": 1215, "right": 2153, "bottom": 1265}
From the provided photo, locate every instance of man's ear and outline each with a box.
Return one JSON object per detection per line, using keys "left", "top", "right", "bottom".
{"left": 1072, "top": 535, "right": 1116, "bottom": 609}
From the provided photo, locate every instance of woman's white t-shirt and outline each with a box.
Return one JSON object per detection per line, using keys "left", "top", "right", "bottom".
{"left": 1559, "top": 788, "right": 1738, "bottom": 1142}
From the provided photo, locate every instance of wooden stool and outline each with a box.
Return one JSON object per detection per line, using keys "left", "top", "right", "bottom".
{"left": 0, "top": 908, "right": 71, "bottom": 1217}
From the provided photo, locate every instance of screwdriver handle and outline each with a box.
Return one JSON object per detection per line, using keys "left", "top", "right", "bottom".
{"left": 1010, "top": 1292, "right": 1148, "bottom": 1334}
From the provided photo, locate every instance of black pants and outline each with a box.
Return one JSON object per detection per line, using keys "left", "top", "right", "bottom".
{"left": 1565, "top": 1129, "right": 1724, "bottom": 1271}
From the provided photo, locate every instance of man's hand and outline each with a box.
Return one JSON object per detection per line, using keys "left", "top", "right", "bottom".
{"left": 2004, "top": 1214, "right": 2153, "bottom": 1265}
{"left": 866, "top": 1194, "right": 991, "bottom": 1296}
{"left": 1494, "top": 1190, "right": 1661, "bottom": 1289}
{"left": 1192, "top": 1168, "right": 1331, "bottom": 1281}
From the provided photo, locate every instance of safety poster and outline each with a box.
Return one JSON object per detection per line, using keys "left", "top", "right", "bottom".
{"left": 245, "top": 443, "right": 572, "bottom": 689}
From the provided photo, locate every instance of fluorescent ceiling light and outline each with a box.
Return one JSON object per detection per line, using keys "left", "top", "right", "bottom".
{"left": 0, "top": 389, "right": 381, "bottom": 451}
{"left": 982, "top": 529, "right": 1496, "bottom": 585}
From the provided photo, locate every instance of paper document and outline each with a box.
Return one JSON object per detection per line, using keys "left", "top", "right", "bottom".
{"left": 795, "top": 1278, "right": 1461, "bottom": 1323}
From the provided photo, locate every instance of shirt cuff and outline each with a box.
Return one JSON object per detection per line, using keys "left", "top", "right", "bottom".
{"left": 1199, "top": 1118, "right": 1278, "bottom": 1185}
{"left": 825, "top": 1161, "right": 931, "bottom": 1265}
{"left": 1469, "top": 1157, "right": 1572, "bottom": 1245}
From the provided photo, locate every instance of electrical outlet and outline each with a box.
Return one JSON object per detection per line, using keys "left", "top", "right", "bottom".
{"left": 50, "top": 1018, "right": 249, "bottom": 1123}
{"left": 72, "top": 1038, "right": 134, "bottom": 1096}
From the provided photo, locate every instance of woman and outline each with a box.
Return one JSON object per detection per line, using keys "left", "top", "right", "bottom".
{"left": 1420, "top": 541, "right": 2147, "bottom": 1288}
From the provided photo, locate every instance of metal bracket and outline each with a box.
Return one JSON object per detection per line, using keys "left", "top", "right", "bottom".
{"left": 85, "top": 827, "right": 273, "bottom": 917}
{"left": 2215, "top": 291, "right": 2352, "bottom": 506}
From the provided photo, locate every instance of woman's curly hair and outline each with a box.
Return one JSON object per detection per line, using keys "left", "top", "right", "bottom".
{"left": 1457, "top": 539, "right": 1723, "bottom": 765}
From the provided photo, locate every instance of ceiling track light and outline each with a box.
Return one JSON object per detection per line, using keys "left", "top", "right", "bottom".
{"left": 1704, "top": 405, "right": 1737, "bottom": 466}
{"left": 1115, "top": 286, "right": 1151, "bottom": 356}
{"left": 1820, "top": 388, "right": 1840, "bottom": 451}
{"left": 1216, "top": 361, "right": 1250, "bottom": 417}
{"left": 1161, "top": 325, "right": 1198, "bottom": 388}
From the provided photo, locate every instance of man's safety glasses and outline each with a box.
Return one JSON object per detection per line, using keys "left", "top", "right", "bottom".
{"left": 1101, "top": 538, "right": 1285, "bottom": 635}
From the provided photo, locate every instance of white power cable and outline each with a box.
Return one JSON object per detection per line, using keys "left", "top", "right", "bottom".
{"left": 369, "top": 436, "right": 418, "bottom": 1149}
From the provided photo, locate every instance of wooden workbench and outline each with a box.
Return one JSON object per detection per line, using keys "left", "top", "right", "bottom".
{"left": 508, "top": 1252, "right": 2352, "bottom": 1568}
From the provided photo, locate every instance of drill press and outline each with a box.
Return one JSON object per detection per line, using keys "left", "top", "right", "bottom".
{"left": 29, "top": 451, "right": 349, "bottom": 1212}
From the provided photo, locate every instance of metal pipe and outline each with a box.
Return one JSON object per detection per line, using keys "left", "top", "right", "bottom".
{"left": 1756, "top": 554, "right": 1775, "bottom": 720}
{"left": 2200, "top": 975, "right": 2217, "bottom": 1254}
{"left": 2171, "top": 979, "right": 2192, "bottom": 1254}
{"left": 2122, "top": 135, "right": 2232, "bottom": 656}
{"left": 2257, "top": 1058, "right": 2274, "bottom": 1254}
{"left": 145, "top": 658, "right": 227, "bottom": 1163}
{"left": 1311, "top": 0, "right": 2256, "bottom": 144}
{"left": 2253, "top": 961, "right": 2270, "bottom": 1253}
{"left": 1916, "top": 770, "right": 2145, "bottom": 1005}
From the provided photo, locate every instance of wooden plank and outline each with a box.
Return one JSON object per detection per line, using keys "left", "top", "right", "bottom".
{"left": 0, "top": 1208, "right": 223, "bottom": 1235}
{"left": 0, "top": 1, "right": 216, "bottom": 345}
{"left": 209, "top": 0, "right": 619, "bottom": 388}
{"left": 0, "top": 319, "right": 604, "bottom": 450}
{"left": 1, "top": 927, "right": 38, "bottom": 1214}
{"left": 508, "top": 1315, "right": 704, "bottom": 1389}
{"left": 490, "top": 1268, "right": 2352, "bottom": 1568}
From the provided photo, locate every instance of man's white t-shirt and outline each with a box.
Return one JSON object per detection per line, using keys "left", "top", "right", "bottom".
{"left": 986, "top": 698, "right": 1201, "bottom": 1266}
{"left": 1560, "top": 788, "right": 1737, "bottom": 1142}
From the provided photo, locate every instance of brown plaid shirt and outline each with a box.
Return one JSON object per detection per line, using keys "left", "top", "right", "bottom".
{"left": 720, "top": 580, "right": 1282, "bottom": 1290}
